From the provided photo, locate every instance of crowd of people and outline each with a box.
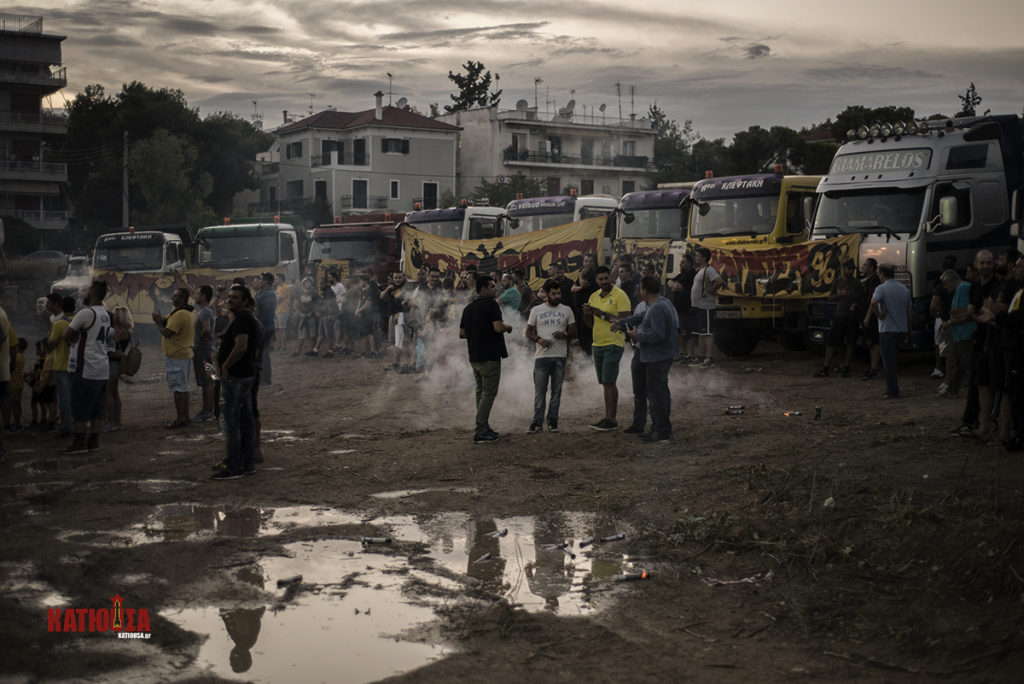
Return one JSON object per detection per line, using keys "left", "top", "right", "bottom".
{"left": 3, "top": 245, "right": 1022, "bottom": 460}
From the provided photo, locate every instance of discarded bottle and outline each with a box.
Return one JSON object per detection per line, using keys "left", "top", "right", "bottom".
{"left": 276, "top": 575, "right": 302, "bottom": 587}
{"left": 579, "top": 536, "right": 595, "bottom": 548}
{"left": 728, "top": 405, "right": 745, "bottom": 410}
{"left": 814, "top": 407, "right": 822, "bottom": 421}
{"left": 204, "top": 362, "right": 220, "bottom": 381}
{"left": 601, "top": 533, "right": 626, "bottom": 543}
{"left": 614, "top": 571, "right": 648, "bottom": 581}
{"left": 486, "top": 528, "right": 508, "bottom": 538}
{"left": 725, "top": 408, "right": 744, "bottom": 415}
{"left": 473, "top": 552, "right": 492, "bottom": 564}
{"left": 361, "top": 536, "right": 392, "bottom": 545}
{"left": 783, "top": 410, "right": 802, "bottom": 417}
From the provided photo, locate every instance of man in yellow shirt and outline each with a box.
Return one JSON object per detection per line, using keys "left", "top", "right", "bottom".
{"left": 153, "top": 288, "right": 195, "bottom": 428}
{"left": 583, "top": 266, "right": 632, "bottom": 430}
{"left": 47, "top": 296, "right": 75, "bottom": 436}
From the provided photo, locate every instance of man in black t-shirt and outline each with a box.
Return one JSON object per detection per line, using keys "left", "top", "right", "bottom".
{"left": 459, "top": 275, "right": 512, "bottom": 444}
{"left": 571, "top": 254, "right": 598, "bottom": 355}
{"left": 213, "top": 285, "right": 261, "bottom": 479}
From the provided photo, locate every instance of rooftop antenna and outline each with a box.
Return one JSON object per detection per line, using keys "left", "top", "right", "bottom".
{"left": 615, "top": 82, "right": 622, "bottom": 123}
{"left": 306, "top": 93, "right": 315, "bottom": 117}
{"left": 630, "top": 85, "right": 635, "bottom": 120}
{"left": 534, "top": 77, "right": 543, "bottom": 109}
{"left": 386, "top": 72, "right": 393, "bottom": 105}
{"left": 251, "top": 100, "right": 263, "bottom": 128}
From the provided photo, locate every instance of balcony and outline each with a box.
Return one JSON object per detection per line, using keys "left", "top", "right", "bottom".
{"left": 0, "top": 159, "right": 68, "bottom": 182}
{"left": 10, "top": 208, "right": 68, "bottom": 231}
{"left": 312, "top": 151, "right": 370, "bottom": 168}
{"left": 497, "top": 108, "right": 653, "bottom": 131}
{"left": 0, "top": 64, "right": 67, "bottom": 91}
{"left": 0, "top": 110, "right": 68, "bottom": 134}
{"left": 503, "top": 148, "right": 650, "bottom": 171}
{"left": 338, "top": 195, "right": 388, "bottom": 210}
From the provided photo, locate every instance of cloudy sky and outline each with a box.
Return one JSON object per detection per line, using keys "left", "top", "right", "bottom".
{"left": 15, "top": 0, "right": 1024, "bottom": 140}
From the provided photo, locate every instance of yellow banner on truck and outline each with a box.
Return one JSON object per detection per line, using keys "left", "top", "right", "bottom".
{"left": 609, "top": 238, "right": 671, "bottom": 279}
{"left": 401, "top": 217, "right": 605, "bottom": 290}
{"left": 691, "top": 233, "right": 862, "bottom": 299}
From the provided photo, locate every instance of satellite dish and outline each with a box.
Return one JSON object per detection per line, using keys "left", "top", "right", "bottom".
{"left": 599, "top": 103, "right": 607, "bottom": 113}
{"left": 564, "top": 99, "right": 575, "bottom": 112}
{"left": 516, "top": 99, "right": 529, "bottom": 111}
{"left": 396, "top": 97, "right": 408, "bottom": 109}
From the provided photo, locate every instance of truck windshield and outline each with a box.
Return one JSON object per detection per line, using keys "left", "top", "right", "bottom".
{"left": 512, "top": 213, "right": 574, "bottom": 233}
{"left": 308, "top": 237, "right": 376, "bottom": 263}
{"left": 197, "top": 234, "right": 278, "bottom": 267}
{"left": 67, "top": 260, "right": 90, "bottom": 277}
{"left": 467, "top": 217, "right": 501, "bottom": 240}
{"left": 691, "top": 196, "right": 776, "bottom": 238}
{"left": 408, "top": 220, "right": 463, "bottom": 240}
{"left": 813, "top": 188, "right": 926, "bottom": 237}
{"left": 619, "top": 208, "right": 684, "bottom": 239}
{"left": 94, "top": 245, "right": 163, "bottom": 271}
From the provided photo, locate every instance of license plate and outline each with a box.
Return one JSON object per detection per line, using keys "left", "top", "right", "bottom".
{"left": 715, "top": 310, "right": 740, "bottom": 319}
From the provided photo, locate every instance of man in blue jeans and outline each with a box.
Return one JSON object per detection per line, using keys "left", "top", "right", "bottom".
{"left": 213, "top": 285, "right": 261, "bottom": 479}
{"left": 525, "top": 280, "right": 577, "bottom": 434}
{"left": 459, "top": 275, "right": 512, "bottom": 444}
{"left": 864, "top": 264, "right": 912, "bottom": 399}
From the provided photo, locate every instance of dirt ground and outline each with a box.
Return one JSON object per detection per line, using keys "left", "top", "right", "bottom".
{"left": 1, "top": 317, "right": 1023, "bottom": 683}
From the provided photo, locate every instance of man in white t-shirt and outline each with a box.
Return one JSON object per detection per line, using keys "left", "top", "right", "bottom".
{"left": 525, "top": 280, "right": 577, "bottom": 433}
{"left": 328, "top": 270, "right": 346, "bottom": 352}
{"left": 61, "top": 280, "right": 113, "bottom": 455}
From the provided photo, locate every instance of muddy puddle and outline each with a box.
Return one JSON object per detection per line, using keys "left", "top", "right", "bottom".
{"left": 52, "top": 504, "right": 643, "bottom": 682}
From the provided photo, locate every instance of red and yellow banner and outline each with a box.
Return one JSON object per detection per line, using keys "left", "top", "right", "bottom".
{"left": 610, "top": 238, "right": 671, "bottom": 279}
{"left": 691, "top": 233, "right": 862, "bottom": 299}
{"left": 401, "top": 217, "right": 605, "bottom": 290}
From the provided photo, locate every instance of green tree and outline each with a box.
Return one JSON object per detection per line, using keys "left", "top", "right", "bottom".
{"left": 956, "top": 82, "right": 983, "bottom": 117}
{"left": 648, "top": 104, "right": 699, "bottom": 186}
{"left": 445, "top": 61, "right": 502, "bottom": 113}
{"left": 471, "top": 174, "right": 546, "bottom": 207}
{"left": 128, "top": 129, "right": 214, "bottom": 227}
{"left": 196, "top": 112, "right": 273, "bottom": 216}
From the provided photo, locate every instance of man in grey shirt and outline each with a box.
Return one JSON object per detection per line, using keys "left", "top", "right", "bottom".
{"left": 614, "top": 276, "right": 680, "bottom": 442}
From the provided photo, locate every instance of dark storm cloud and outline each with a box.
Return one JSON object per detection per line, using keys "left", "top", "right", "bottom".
{"left": 234, "top": 25, "right": 282, "bottom": 36}
{"left": 380, "top": 22, "right": 548, "bottom": 44}
{"left": 74, "top": 33, "right": 143, "bottom": 48}
{"left": 745, "top": 43, "right": 771, "bottom": 59}
{"left": 803, "top": 64, "right": 938, "bottom": 83}
{"left": 159, "top": 16, "right": 222, "bottom": 36}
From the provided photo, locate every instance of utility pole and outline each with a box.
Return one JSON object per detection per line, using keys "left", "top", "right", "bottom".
{"left": 122, "top": 131, "right": 129, "bottom": 228}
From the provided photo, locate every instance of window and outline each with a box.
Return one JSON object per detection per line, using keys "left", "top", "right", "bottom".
{"left": 581, "top": 139, "right": 594, "bottom": 165}
{"left": 581, "top": 179, "right": 594, "bottom": 195}
{"left": 622, "top": 140, "right": 636, "bottom": 156}
{"left": 268, "top": 186, "right": 277, "bottom": 203}
{"left": 381, "top": 138, "right": 409, "bottom": 154}
{"left": 353, "top": 179, "right": 368, "bottom": 209}
{"left": 353, "top": 139, "right": 367, "bottom": 165}
{"left": 785, "top": 191, "right": 814, "bottom": 235}
{"left": 423, "top": 182, "right": 438, "bottom": 210}
{"left": 286, "top": 142, "right": 303, "bottom": 159}
{"left": 321, "top": 140, "right": 337, "bottom": 165}
{"left": 314, "top": 180, "right": 327, "bottom": 200}
{"left": 281, "top": 233, "right": 296, "bottom": 261}
{"left": 286, "top": 180, "right": 303, "bottom": 199}
{"left": 622, "top": 180, "right": 636, "bottom": 194}
{"left": 546, "top": 177, "right": 560, "bottom": 195}
{"left": 946, "top": 144, "right": 989, "bottom": 170}
{"left": 390, "top": 180, "right": 400, "bottom": 200}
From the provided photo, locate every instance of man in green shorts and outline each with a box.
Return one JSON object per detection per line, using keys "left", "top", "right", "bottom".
{"left": 583, "top": 266, "right": 632, "bottom": 430}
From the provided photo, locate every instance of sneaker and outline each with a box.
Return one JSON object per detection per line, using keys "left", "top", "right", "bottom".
{"left": 547, "top": 421, "right": 559, "bottom": 433}
{"left": 814, "top": 368, "right": 829, "bottom": 378}
{"left": 324, "top": 350, "right": 335, "bottom": 358}
{"left": 953, "top": 424, "right": 977, "bottom": 437}
{"left": 474, "top": 432, "right": 500, "bottom": 444}
{"left": 939, "top": 391, "right": 959, "bottom": 399}
{"left": 639, "top": 433, "right": 671, "bottom": 443}
{"left": 936, "top": 383, "right": 948, "bottom": 395}
{"left": 306, "top": 349, "right": 319, "bottom": 357}
{"left": 58, "top": 443, "right": 89, "bottom": 456}
{"left": 623, "top": 424, "right": 645, "bottom": 434}
{"left": 687, "top": 359, "right": 705, "bottom": 368}
{"left": 882, "top": 392, "right": 899, "bottom": 399}
{"left": 211, "top": 469, "right": 245, "bottom": 480}
{"left": 931, "top": 368, "right": 945, "bottom": 379}
{"left": 191, "top": 411, "right": 214, "bottom": 422}
{"left": 860, "top": 369, "right": 879, "bottom": 381}
{"left": 839, "top": 365, "right": 850, "bottom": 378}
{"left": 212, "top": 460, "right": 228, "bottom": 471}
{"left": 700, "top": 360, "right": 716, "bottom": 369}
{"left": 527, "top": 423, "right": 543, "bottom": 434}
{"left": 243, "top": 467, "right": 257, "bottom": 476}
{"left": 589, "top": 419, "right": 618, "bottom": 431}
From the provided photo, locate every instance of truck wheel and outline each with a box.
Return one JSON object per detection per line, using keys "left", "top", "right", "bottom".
{"left": 714, "top": 327, "right": 759, "bottom": 357}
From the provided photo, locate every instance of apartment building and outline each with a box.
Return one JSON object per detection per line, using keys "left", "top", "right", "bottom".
{"left": 438, "top": 103, "right": 656, "bottom": 199}
{"left": 0, "top": 14, "right": 69, "bottom": 240}
{"left": 253, "top": 93, "right": 459, "bottom": 217}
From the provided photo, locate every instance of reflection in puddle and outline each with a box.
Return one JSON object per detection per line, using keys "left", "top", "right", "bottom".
{"left": 370, "top": 487, "right": 478, "bottom": 500}
{"left": 0, "top": 480, "right": 74, "bottom": 503}
{"left": 0, "top": 561, "right": 72, "bottom": 608}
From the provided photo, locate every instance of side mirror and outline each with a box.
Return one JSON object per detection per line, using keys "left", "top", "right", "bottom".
{"left": 623, "top": 212, "right": 635, "bottom": 224}
{"left": 509, "top": 218, "right": 520, "bottom": 230}
{"left": 698, "top": 203, "right": 711, "bottom": 216}
{"left": 939, "top": 196, "right": 958, "bottom": 229}
{"left": 803, "top": 196, "right": 816, "bottom": 223}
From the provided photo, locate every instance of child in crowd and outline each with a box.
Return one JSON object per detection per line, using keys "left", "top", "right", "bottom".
{"left": 28, "top": 339, "right": 56, "bottom": 432}
{"left": 7, "top": 338, "right": 27, "bottom": 433}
